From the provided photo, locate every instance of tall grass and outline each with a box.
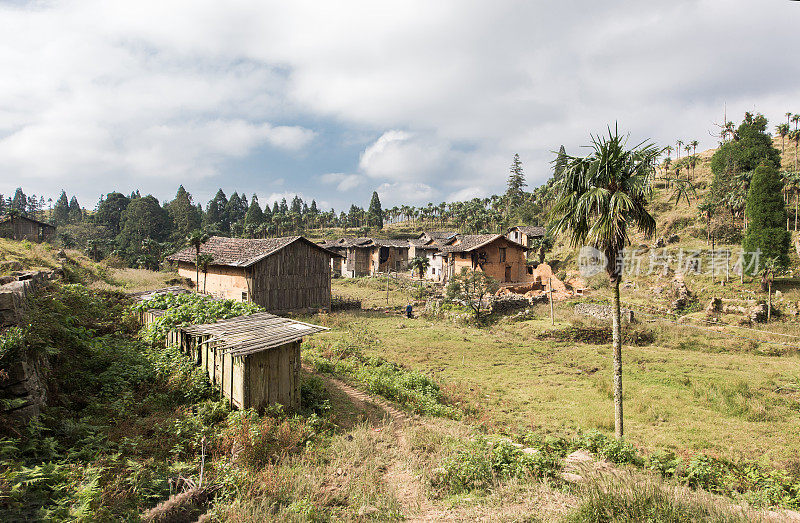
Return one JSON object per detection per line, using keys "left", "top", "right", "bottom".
{"left": 567, "top": 472, "right": 755, "bottom": 523}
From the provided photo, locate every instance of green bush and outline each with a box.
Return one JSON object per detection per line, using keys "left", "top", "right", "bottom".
{"left": 131, "top": 292, "right": 262, "bottom": 344}
{"left": 432, "top": 437, "right": 561, "bottom": 494}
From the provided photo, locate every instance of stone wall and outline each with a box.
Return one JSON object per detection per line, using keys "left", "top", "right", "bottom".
{"left": 574, "top": 302, "right": 635, "bottom": 323}
{"left": 0, "top": 269, "right": 62, "bottom": 422}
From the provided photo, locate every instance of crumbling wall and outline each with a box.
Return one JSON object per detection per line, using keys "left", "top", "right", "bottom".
{"left": 0, "top": 269, "right": 62, "bottom": 423}
{"left": 574, "top": 303, "right": 635, "bottom": 323}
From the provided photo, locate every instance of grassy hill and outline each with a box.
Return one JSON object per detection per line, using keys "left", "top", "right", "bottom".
{"left": 0, "top": 238, "right": 180, "bottom": 292}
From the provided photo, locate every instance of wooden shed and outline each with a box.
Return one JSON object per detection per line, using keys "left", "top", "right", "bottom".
{"left": 173, "top": 312, "right": 328, "bottom": 412}
{"left": 167, "top": 236, "right": 339, "bottom": 314}
{"left": 0, "top": 215, "right": 56, "bottom": 242}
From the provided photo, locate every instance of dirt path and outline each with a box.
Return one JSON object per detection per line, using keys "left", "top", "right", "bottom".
{"left": 303, "top": 366, "right": 441, "bottom": 520}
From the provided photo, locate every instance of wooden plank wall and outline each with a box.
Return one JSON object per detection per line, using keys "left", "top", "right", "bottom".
{"left": 249, "top": 240, "right": 332, "bottom": 312}
{"left": 165, "top": 326, "right": 298, "bottom": 412}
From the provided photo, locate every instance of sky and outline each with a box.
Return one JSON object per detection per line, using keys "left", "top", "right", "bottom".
{"left": 1, "top": 0, "right": 799, "bottom": 212}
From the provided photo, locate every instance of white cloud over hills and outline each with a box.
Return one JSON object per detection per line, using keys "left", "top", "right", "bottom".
{"left": 1, "top": 1, "right": 799, "bottom": 207}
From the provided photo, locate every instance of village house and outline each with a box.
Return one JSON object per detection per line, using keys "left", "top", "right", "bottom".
{"left": 321, "top": 237, "right": 409, "bottom": 277}
{"left": 440, "top": 234, "right": 529, "bottom": 284}
{"left": 0, "top": 215, "right": 55, "bottom": 242}
{"left": 167, "top": 236, "right": 338, "bottom": 313}
{"left": 409, "top": 231, "right": 459, "bottom": 281}
{"left": 506, "top": 225, "right": 546, "bottom": 248}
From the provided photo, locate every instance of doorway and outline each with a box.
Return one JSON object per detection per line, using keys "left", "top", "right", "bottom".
{"left": 504, "top": 265, "right": 512, "bottom": 282}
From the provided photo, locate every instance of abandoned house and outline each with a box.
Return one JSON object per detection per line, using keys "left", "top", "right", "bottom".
{"left": 506, "top": 226, "right": 546, "bottom": 249}
{"left": 167, "top": 236, "right": 338, "bottom": 313}
{"left": 409, "top": 232, "right": 461, "bottom": 281}
{"left": 170, "top": 312, "right": 327, "bottom": 412}
{"left": 408, "top": 231, "right": 457, "bottom": 258}
{"left": 0, "top": 215, "right": 56, "bottom": 242}
{"left": 440, "top": 234, "right": 529, "bottom": 283}
{"left": 322, "top": 237, "right": 409, "bottom": 277}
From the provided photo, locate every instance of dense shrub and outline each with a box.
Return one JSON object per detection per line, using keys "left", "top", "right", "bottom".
{"left": 131, "top": 292, "right": 262, "bottom": 344}
{"left": 432, "top": 437, "right": 561, "bottom": 494}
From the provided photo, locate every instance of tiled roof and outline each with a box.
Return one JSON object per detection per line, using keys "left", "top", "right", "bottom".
{"left": 420, "top": 230, "right": 458, "bottom": 240}
{"left": 372, "top": 238, "right": 410, "bottom": 248}
{"left": 509, "top": 225, "right": 546, "bottom": 237}
{"left": 167, "top": 236, "right": 338, "bottom": 267}
{"left": 322, "top": 237, "right": 409, "bottom": 249}
{"left": 0, "top": 215, "right": 56, "bottom": 229}
{"left": 440, "top": 234, "right": 527, "bottom": 253}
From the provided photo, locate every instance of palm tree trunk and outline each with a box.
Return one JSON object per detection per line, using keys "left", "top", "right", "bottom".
{"left": 612, "top": 277, "right": 623, "bottom": 440}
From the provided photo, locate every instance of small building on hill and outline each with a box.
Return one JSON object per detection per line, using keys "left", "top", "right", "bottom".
{"left": 321, "top": 237, "right": 409, "bottom": 277}
{"left": 440, "top": 234, "right": 529, "bottom": 283}
{"left": 0, "top": 215, "right": 55, "bottom": 242}
{"left": 167, "top": 236, "right": 338, "bottom": 313}
{"left": 507, "top": 226, "right": 546, "bottom": 248}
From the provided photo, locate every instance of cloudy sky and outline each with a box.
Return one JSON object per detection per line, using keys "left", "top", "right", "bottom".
{"left": 1, "top": 0, "right": 799, "bottom": 211}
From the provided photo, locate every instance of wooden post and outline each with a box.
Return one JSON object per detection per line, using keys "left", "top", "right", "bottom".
{"left": 768, "top": 280, "right": 772, "bottom": 322}
{"left": 386, "top": 272, "right": 390, "bottom": 306}
{"left": 726, "top": 249, "right": 730, "bottom": 283}
{"left": 711, "top": 237, "right": 715, "bottom": 283}
{"left": 549, "top": 277, "right": 555, "bottom": 326}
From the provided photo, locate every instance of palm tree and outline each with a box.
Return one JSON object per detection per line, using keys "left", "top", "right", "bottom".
{"left": 676, "top": 140, "right": 683, "bottom": 160}
{"left": 671, "top": 177, "right": 698, "bottom": 207}
{"left": 777, "top": 124, "right": 790, "bottom": 153}
{"left": 787, "top": 112, "right": 793, "bottom": 127}
{"left": 408, "top": 256, "right": 430, "bottom": 280}
{"left": 549, "top": 126, "right": 659, "bottom": 440}
{"left": 187, "top": 229, "right": 209, "bottom": 292}
{"left": 791, "top": 129, "right": 800, "bottom": 173}
{"left": 793, "top": 115, "right": 800, "bottom": 132}
{"left": 198, "top": 253, "right": 214, "bottom": 293}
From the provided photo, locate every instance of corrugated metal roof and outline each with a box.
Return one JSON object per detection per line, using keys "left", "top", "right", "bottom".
{"left": 179, "top": 312, "right": 328, "bottom": 357}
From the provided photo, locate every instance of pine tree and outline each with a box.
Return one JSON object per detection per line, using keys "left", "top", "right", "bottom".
{"left": 291, "top": 195, "right": 303, "bottom": 215}
{"left": 68, "top": 196, "right": 82, "bottom": 223}
{"left": 367, "top": 191, "right": 384, "bottom": 229}
{"left": 245, "top": 194, "right": 265, "bottom": 228}
{"left": 206, "top": 189, "right": 228, "bottom": 231}
{"left": 279, "top": 198, "right": 289, "bottom": 214}
{"left": 272, "top": 201, "right": 280, "bottom": 215}
{"left": 11, "top": 188, "right": 27, "bottom": 216}
{"left": 168, "top": 185, "right": 201, "bottom": 239}
{"left": 505, "top": 153, "right": 527, "bottom": 216}
{"left": 742, "top": 164, "right": 791, "bottom": 271}
{"left": 53, "top": 190, "right": 70, "bottom": 224}
{"left": 226, "top": 192, "right": 245, "bottom": 228}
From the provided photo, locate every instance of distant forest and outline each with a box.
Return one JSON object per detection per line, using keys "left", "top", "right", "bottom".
{"left": 1, "top": 151, "right": 558, "bottom": 269}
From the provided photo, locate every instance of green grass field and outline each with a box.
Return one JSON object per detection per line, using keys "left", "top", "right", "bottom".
{"left": 324, "top": 279, "right": 800, "bottom": 472}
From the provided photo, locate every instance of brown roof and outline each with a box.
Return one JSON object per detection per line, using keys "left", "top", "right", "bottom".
{"left": 509, "top": 225, "right": 546, "bottom": 237}
{"left": 440, "top": 234, "right": 527, "bottom": 253}
{"left": 372, "top": 238, "right": 410, "bottom": 248}
{"left": 0, "top": 215, "right": 56, "bottom": 229}
{"left": 167, "top": 236, "right": 339, "bottom": 267}
{"left": 323, "top": 237, "right": 409, "bottom": 249}
{"left": 420, "top": 230, "right": 458, "bottom": 240}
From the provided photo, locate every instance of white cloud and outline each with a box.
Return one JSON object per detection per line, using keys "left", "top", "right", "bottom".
{"left": 2, "top": 0, "right": 800, "bottom": 206}
{"left": 376, "top": 182, "right": 436, "bottom": 206}
{"left": 447, "top": 186, "right": 485, "bottom": 202}
{"left": 319, "top": 173, "right": 364, "bottom": 192}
